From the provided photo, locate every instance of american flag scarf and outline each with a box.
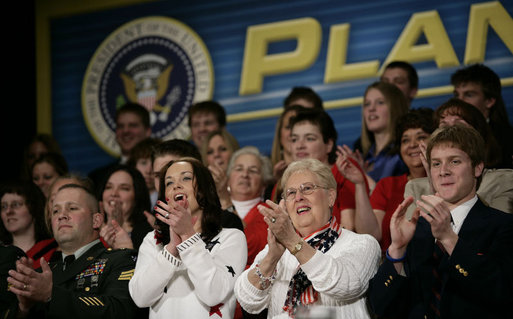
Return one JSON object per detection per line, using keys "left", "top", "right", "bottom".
{"left": 283, "top": 217, "right": 342, "bottom": 317}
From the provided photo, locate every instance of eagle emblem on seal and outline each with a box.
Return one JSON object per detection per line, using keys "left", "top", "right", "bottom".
{"left": 120, "top": 54, "right": 181, "bottom": 125}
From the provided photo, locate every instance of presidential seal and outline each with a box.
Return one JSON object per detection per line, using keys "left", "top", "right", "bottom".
{"left": 82, "top": 16, "right": 213, "bottom": 156}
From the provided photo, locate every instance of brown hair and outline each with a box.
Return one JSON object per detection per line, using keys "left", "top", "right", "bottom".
{"left": 200, "top": 129, "right": 239, "bottom": 166}
{"left": 435, "top": 98, "right": 501, "bottom": 168}
{"left": 283, "top": 87, "right": 323, "bottom": 109}
{"left": 157, "top": 157, "right": 222, "bottom": 244}
{"left": 361, "top": 81, "right": 409, "bottom": 155}
{"left": 127, "top": 137, "right": 162, "bottom": 168}
{"left": 187, "top": 100, "right": 226, "bottom": 128}
{"left": 426, "top": 125, "right": 485, "bottom": 186}
{"left": 270, "top": 105, "right": 306, "bottom": 167}
{"left": 1, "top": 181, "right": 49, "bottom": 244}
{"left": 451, "top": 64, "right": 510, "bottom": 128}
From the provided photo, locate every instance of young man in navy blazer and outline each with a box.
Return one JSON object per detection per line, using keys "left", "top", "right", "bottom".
{"left": 368, "top": 125, "right": 513, "bottom": 319}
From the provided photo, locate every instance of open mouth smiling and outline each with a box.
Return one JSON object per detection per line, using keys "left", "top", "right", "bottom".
{"left": 174, "top": 193, "right": 186, "bottom": 201}
{"left": 173, "top": 193, "right": 189, "bottom": 208}
{"left": 296, "top": 206, "right": 311, "bottom": 215}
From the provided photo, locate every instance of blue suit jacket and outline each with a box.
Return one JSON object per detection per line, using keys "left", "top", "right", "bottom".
{"left": 368, "top": 198, "right": 513, "bottom": 319}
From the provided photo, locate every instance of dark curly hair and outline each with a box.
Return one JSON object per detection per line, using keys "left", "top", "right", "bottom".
{"left": 395, "top": 108, "right": 436, "bottom": 146}
{"left": 156, "top": 157, "right": 222, "bottom": 244}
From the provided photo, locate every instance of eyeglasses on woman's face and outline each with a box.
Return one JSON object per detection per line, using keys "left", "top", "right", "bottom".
{"left": 282, "top": 182, "right": 327, "bottom": 201}
{"left": 1, "top": 200, "right": 26, "bottom": 212}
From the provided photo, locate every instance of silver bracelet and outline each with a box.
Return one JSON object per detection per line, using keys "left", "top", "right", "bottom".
{"left": 255, "top": 263, "right": 277, "bottom": 289}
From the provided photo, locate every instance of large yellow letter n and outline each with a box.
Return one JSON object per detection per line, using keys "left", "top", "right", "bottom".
{"left": 239, "top": 18, "right": 321, "bottom": 95}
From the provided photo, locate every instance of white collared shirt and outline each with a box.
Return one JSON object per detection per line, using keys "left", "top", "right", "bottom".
{"left": 450, "top": 195, "right": 478, "bottom": 234}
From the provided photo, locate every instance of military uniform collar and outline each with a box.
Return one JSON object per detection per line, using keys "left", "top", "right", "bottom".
{"left": 62, "top": 239, "right": 101, "bottom": 262}
{"left": 53, "top": 241, "right": 107, "bottom": 285}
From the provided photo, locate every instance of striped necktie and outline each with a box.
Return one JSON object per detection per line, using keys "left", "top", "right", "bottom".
{"left": 429, "top": 241, "right": 446, "bottom": 318}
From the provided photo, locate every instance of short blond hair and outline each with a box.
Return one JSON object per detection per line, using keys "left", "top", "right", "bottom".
{"left": 281, "top": 159, "right": 336, "bottom": 192}
{"left": 45, "top": 175, "right": 95, "bottom": 233}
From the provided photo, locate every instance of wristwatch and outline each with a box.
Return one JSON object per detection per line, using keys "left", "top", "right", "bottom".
{"left": 290, "top": 240, "right": 304, "bottom": 256}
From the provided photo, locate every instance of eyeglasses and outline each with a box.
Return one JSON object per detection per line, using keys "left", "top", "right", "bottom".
{"left": 1, "top": 201, "right": 26, "bottom": 212}
{"left": 282, "top": 183, "right": 327, "bottom": 201}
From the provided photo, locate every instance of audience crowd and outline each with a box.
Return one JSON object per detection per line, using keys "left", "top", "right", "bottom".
{"left": 2, "top": 62, "right": 512, "bottom": 319}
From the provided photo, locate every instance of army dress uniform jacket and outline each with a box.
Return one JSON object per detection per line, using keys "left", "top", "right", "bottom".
{"left": 368, "top": 199, "right": 513, "bottom": 319}
{"left": 26, "top": 241, "right": 139, "bottom": 319}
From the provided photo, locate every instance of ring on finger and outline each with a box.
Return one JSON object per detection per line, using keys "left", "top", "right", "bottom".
{"left": 165, "top": 212, "right": 170, "bottom": 219}
{"left": 23, "top": 284, "right": 27, "bottom": 290}
{"left": 271, "top": 217, "right": 276, "bottom": 223}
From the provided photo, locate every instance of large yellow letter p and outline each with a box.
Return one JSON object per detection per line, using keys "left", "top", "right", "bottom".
{"left": 239, "top": 18, "right": 321, "bottom": 95}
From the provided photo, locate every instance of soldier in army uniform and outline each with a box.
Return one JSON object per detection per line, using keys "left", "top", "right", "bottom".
{"left": 7, "top": 184, "right": 140, "bottom": 318}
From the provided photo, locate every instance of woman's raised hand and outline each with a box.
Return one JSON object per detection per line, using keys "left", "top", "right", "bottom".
{"left": 258, "top": 199, "right": 296, "bottom": 245}
{"left": 419, "top": 140, "right": 435, "bottom": 193}
{"left": 209, "top": 163, "right": 228, "bottom": 192}
{"left": 154, "top": 200, "right": 181, "bottom": 256}
{"left": 155, "top": 199, "right": 197, "bottom": 242}
{"left": 100, "top": 220, "right": 133, "bottom": 249}
{"left": 336, "top": 146, "right": 365, "bottom": 185}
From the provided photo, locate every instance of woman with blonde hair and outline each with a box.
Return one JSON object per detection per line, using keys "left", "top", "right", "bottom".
{"left": 235, "top": 158, "right": 380, "bottom": 318}
{"left": 337, "top": 108, "right": 436, "bottom": 251}
{"left": 351, "top": 81, "right": 409, "bottom": 188}
{"left": 270, "top": 105, "right": 306, "bottom": 182}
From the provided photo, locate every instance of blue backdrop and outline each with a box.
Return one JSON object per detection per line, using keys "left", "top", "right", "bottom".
{"left": 48, "top": 0, "right": 513, "bottom": 175}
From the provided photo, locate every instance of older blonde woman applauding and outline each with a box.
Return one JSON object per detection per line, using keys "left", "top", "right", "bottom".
{"left": 235, "top": 158, "right": 380, "bottom": 318}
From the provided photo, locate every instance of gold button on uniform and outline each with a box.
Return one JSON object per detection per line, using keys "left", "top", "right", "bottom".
{"left": 459, "top": 268, "right": 465, "bottom": 273}
{"left": 85, "top": 287, "right": 90, "bottom": 291}
{"left": 463, "top": 272, "right": 468, "bottom": 277}
{"left": 107, "top": 248, "right": 112, "bottom": 251}
{"left": 455, "top": 264, "right": 461, "bottom": 270}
